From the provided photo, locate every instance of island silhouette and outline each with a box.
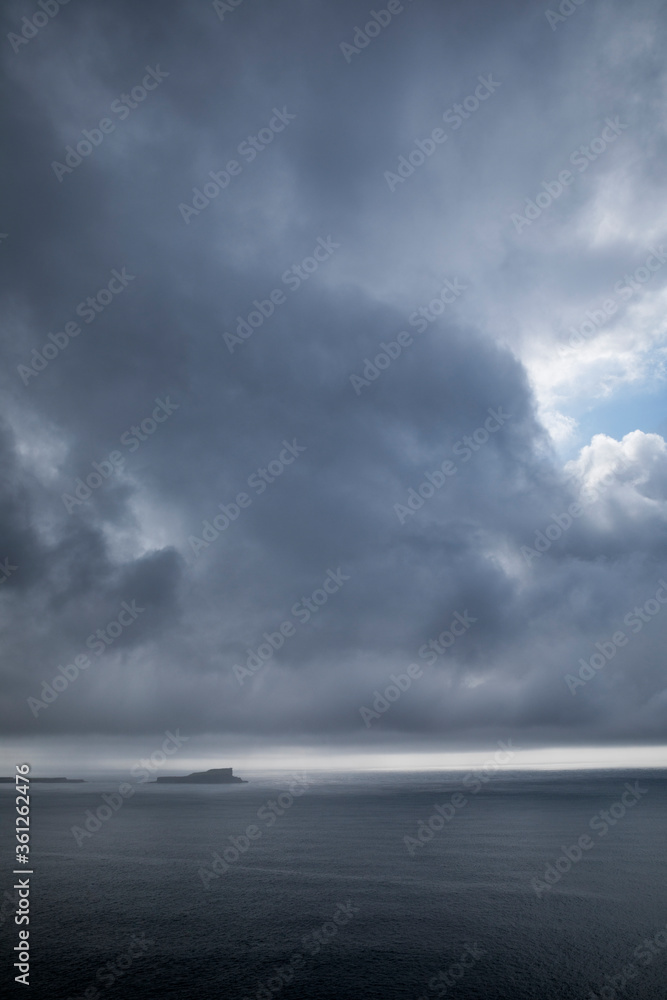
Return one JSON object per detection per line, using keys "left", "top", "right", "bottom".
{"left": 0, "top": 776, "right": 84, "bottom": 782}
{"left": 152, "top": 767, "right": 247, "bottom": 784}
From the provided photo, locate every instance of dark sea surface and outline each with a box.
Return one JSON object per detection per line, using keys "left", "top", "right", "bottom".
{"left": 2, "top": 769, "right": 667, "bottom": 999}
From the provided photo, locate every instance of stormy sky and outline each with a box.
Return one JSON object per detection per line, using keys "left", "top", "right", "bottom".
{"left": 2, "top": 0, "right": 667, "bottom": 770}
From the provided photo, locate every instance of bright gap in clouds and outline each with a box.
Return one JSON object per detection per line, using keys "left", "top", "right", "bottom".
{"left": 212, "top": 745, "right": 667, "bottom": 771}
{"left": 575, "top": 385, "right": 667, "bottom": 450}
{"left": 6, "top": 742, "right": 667, "bottom": 777}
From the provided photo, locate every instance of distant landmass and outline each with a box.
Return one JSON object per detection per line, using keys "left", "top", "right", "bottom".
{"left": 0, "top": 777, "right": 84, "bottom": 783}
{"left": 153, "top": 767, "right": 247, "bottom": 784}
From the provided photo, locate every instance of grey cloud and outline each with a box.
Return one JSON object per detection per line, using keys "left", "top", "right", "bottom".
{"left": 1, "top": 0, "right": 667, "bottom": 759}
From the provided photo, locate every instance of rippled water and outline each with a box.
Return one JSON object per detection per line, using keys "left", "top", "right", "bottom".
{"left": 2, "top": 769, "right": 666, "bottom": 999}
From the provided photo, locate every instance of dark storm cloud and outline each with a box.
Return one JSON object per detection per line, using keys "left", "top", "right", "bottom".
{"left": 1, "top": 0, "right": 667, "bottom": 754}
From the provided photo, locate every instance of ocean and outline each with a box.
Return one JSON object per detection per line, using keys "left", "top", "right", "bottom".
{"left": 2, "top": 769, "right": 667, "bottom": 999}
